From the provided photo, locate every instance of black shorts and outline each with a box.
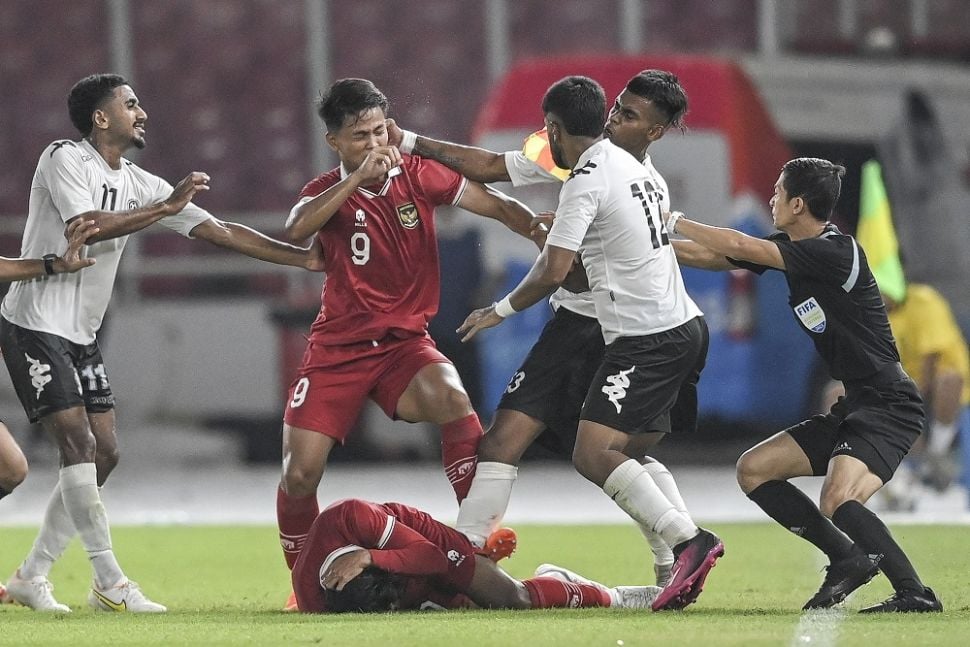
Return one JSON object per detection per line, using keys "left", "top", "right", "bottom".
{"left": 786, "top": 364, "right": 923, "bottom": 483}
{"left": 0, "top": 317, "right": 115, "bottom": 423}
{"left": 497, "top": 307, "right": 604, "bottom": 457}
{"left": 581, "top": 316, "right": 708, "bottom": 435}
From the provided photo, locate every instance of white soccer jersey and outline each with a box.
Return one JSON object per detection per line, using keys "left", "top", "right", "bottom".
{"left": 544, "top": 140, "right": 701, "bottom": 344}
{"left": 504, "top": 150, "right": 597, "bottom": 319}
{"left": 1, "top": 139, "right": 214, "bottom": 345}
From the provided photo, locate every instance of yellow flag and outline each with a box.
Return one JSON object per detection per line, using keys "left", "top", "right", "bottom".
{"left": 521, "top": 128, "right": 570, "bottom": 182}
{"left": 857, "top": 159, "right": 906, "bottom": 302}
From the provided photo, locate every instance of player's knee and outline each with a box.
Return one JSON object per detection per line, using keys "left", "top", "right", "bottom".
{"left": 0, "top": 456, "right": 28, "bottom": 492}
{"left": 570, "top": 446, "right": 599, "bottom": 483}
{"left": 735, "top": 449, "right": 768, "bottom": 493}
{"left": 282, "top": 463, "right": 324, "bottom": 497}
{"left": 438, "top": 387, "right": 474, "bottom": 421}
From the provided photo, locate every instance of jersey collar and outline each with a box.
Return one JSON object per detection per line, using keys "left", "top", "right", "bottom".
{"left": 340, "top": 162, "right": 395, "bottom": 198}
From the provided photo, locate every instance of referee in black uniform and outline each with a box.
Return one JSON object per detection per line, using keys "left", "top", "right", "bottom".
{"left": 669, "top": 157, "right": 941, "bottom": 613}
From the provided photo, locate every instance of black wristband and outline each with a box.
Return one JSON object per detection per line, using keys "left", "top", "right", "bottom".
{"left": 43, "top": 254, "right": 57, "bottom": 276}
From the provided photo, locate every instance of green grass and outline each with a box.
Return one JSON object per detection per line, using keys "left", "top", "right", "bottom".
{"left": 1, "top": 524, "right": 966, "bottom": 646}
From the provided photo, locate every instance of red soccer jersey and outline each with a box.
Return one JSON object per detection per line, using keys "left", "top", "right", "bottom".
{"left": 297, "top": 155, "right": 467, "bottom": 346}
{"left": 292, "top": 499, "right": 477, "bottom": 613}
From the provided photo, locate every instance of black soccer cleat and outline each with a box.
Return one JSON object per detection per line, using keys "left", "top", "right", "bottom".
{"left": 802, "top": 552, "right": 880, "bottom": 610}
{"left": 859, "top": 587, "right": 943, "bottom": 613}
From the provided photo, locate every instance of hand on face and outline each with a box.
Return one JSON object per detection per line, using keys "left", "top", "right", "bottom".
{"left": 353, "top": 146, "right": 403, "bottom": 185}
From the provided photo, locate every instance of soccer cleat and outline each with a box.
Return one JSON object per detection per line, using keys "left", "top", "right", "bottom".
{"left": 858, "top": 587, "right": 943, "bottom": 613}
{"left": 534, "top": 563, "right": 596, "bottom": 586}
{"left": 651, "top": 528, "right": 724, "bottom": 611}
{"left": 610, "top": 586, "right": 663, "bottom": 609}
{"left": 88, "top": 580, "right": 167, "bottom": 613}
{"left": 477, "top": 527, "right": 517, "bottom": 562}
{"left": 283, "top": 590, "right": 299, "bottom": 612}
{"left": 654, "top": 562, "right": 673, "bottom": 588}
{"left": 0, "top": 582, "right": 7, "bottom": 604}
{"left": 802, "top": 552, "right": 880, "bottom": 610}
{"left": 3, "top": 571, "right": 70, "bottom": 612}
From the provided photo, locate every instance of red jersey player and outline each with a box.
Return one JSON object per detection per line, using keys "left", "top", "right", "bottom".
{"left": 292, "top": 498, "right": 660, "bottom": 613}
{"left": 276, "top": 79, "right": 538, "bottom": 581}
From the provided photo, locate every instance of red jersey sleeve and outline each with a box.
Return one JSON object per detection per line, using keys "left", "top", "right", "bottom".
{"left": 406, "top": 155, "right": 467, "bottom": 207}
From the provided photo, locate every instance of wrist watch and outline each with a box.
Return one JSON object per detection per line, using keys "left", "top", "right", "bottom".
{"left": 43, "top": 253, "right": 57, "bottom": 275}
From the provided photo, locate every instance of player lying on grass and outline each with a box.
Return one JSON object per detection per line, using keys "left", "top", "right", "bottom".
{"left": 292, "top": 498, "right": 659, "bottom": 612}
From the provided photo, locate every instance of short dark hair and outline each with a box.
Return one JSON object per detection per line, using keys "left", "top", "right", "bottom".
{"left": 626, "top": 69, "right": 688, "bottom": 130}
{"left": 781, "top": 158, "right": 846, "bottom": 221}
{"left": 317, "top": 78, "right": 389, "bottom": 132}
{"left": 68, "top": 74, "right": 129, "bottom": 136}
{"left": 324, "top": 567, "right": 406, "bottom": 613}
{"left": 541, "top": 76, "right": 606, "bottom": 138}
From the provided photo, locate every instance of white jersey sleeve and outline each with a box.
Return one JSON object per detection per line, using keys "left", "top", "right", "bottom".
{"left": 39, "top": 141, "right": 99, "bottom": 223}
{"left": 544, "top": 172, "right": 602, "bottom": 253}
{"left": 504, "top": 151, "right": 561, "bottom": 187}
{"left": 149, "top": 176, "right": 215, "bottom": 237}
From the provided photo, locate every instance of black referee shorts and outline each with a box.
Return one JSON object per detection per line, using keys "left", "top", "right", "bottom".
{"left": 581, "top": 316, "right": 708, "bottom": 435}
{"left": 496, "top": 307, "right": 604, "bottom": 457}
{"left": 786, "top": 364, "right": 924, "bottom": 483}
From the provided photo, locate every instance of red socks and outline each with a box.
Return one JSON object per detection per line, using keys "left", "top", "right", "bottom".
{"left": 441, "top": 413, "right": 483, "bottom": 502}
{"left": 276, "top": 485, "right": 319, "bottom": 570}
{"left": 524, "top": 577, "right": 612, "bottom": 608}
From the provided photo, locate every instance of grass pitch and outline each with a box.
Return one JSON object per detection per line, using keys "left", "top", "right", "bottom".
{"left": 1, "top": 523, "right": 966, "bottom": 646}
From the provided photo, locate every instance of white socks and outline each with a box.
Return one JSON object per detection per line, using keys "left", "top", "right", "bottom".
{"left": 604, "top": 459, "right": 697, "bottom": 548}
{"left": 455, "top": 461, "right": 518, "bottom": 548}
{"left": 19, "top": 482, "right": 76, "bottom": 580}
{"left": 59, "top": 463, "right": 124, "bottom": 590}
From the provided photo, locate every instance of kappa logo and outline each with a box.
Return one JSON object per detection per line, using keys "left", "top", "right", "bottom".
{"left": 396, "top": 202, "right": 419, "bottom": 229}
{"left": 25, "top": 353, "right": 52, "bottom": 398}
{"left": 602, "top": 366, "right": 635, "bottom": 413}
{"left": 355, "top": 209, "right": 367, "bottom": 227}
{"left": 280, "top": 538, "right": 296, "bottom": 550}
{"left": 794, "top": 297, "right": 826, "bottom": 333}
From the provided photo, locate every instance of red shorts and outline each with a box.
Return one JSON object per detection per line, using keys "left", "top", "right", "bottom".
{"left": 283, "top": 333, "right": 451, "bottom": 442}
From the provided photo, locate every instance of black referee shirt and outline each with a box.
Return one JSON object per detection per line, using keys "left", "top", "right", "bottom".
{"left": 730, "top": 224, "right": 899, "bottom": 381}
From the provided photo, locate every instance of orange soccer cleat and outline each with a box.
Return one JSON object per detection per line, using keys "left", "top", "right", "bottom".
{"left": 283, "top": 590, "right": 298, "bottom": 612}
{"left": 477, "top": 527, "right": 518, "bottom": 562}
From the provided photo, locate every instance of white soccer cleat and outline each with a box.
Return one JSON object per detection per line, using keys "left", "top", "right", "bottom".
{"left": 610, "top": 585, "right": 663, "bottom": 609}
{"left": 89, "top": 580, "right": 167, "bottom": 613}
{"left": 3, "top": 571, "right": 71, "bottom": 612}
{"left": 534, "top": 563, "right": 597, "bottom": 586}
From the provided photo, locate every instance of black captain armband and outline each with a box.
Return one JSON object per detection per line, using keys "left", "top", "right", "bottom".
{"left": 43, "top": 254, "right": 58, "bottom": 275}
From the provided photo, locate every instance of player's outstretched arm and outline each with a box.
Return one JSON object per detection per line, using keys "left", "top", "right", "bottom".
{"left": 189, "top": 219, "right": 325, "bottom": 271}
{"left": 386, "top": 119, "right": 510, "bottom": 184}
{"left": 671, "top": 240, "right": 735, "bottom": 271}
{"left": 457, "top": 243, "right": 574, "bottom": 342}
{"left": 84, "top": 172, "right": 211, "bottom": 243}
{"left": 0, "top": 218, "right": 99, "bottom": 281}
{"left": 455, "top": 182, "right": 536, "bottom": 241}
{"left": 284, "top": 147, "right": 402, "bottom": 242}
{"left": 668, "top": 211, "right": 785, "bottom": 270}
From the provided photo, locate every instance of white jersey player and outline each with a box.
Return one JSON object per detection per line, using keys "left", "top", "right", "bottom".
{"left": 0, "top": 73, "right": 322, "bottom": 614}
{"left": 457, "top": 76, "right": 723, "bottom": 612}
